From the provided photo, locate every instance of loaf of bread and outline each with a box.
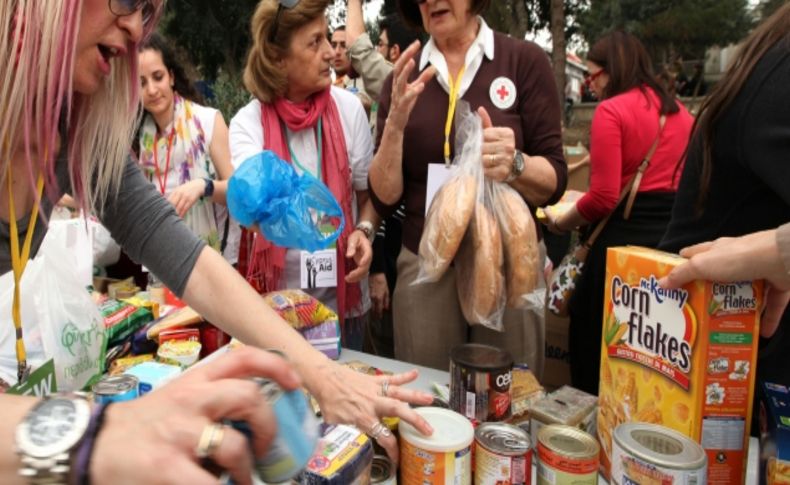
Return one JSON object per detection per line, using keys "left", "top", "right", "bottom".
{"left": 498, "top": 188, "right": 540, "bottom": 307}
{"left": 418, "top": 174, "right": 477, "bottom": 282}
{"left": 456, "top": 203, "right": 505, "bottom": 327}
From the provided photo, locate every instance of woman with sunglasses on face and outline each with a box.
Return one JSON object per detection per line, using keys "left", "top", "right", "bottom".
{"left": 545, "top": 31, "right": 694, "bottom": 395}
{"left": 137, "top": 33, "right": 240, "bottom": 264}
{"left": 230, "top": 0, "right": 381, "bottom": 352}
{"left": 0, "top": 0, "right": 433, "bottom": 479}
{"left": 368, "top": 0, "right": 566, "bottom": 374}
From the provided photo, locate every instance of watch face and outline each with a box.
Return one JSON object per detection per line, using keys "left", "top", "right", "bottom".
{"left": 514, "top": 151, "right": 525, "bottom": 174}
{"left": 17, "top": 397, "right": 91, "bottom": 458}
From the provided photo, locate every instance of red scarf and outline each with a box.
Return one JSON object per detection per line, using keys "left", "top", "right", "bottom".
{"left": 246, "top": 88, "right": 361, "bottom": 322}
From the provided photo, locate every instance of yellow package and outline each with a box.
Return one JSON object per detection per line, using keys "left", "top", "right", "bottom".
{"left": 598, "top": 246, "right": 762, "bottom": 485}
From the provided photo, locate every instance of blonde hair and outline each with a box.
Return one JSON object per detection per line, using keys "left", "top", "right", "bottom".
{"left": 244, "top": 0, "right": 330, "bottom": 103}
{"left": 0, "top": 0, "right": 161, "bottom": 212}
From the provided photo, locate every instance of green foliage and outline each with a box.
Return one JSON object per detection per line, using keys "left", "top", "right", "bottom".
{"left": 483, "top": 0, "right": 588, "bottom": 43}
{"left": 160, "top": 0, "right": 259, "bottom": 81}
{"left": 758, "top": 0, "right": 787, "bottom": 20}
{"left": 208, "top": 71, "right": 252, "bottom": 123}
{"left": 578, "top": 0, "right": 753, "bottom": 61}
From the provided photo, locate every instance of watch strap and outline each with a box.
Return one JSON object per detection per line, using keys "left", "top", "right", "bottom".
{"left": 202, "top": 178, "right": 214, "bottom": 198}
{"left": 355, "top": 221, "right": 375, "bottom": 241}
{"left": 75, "top": 403, "right": 112, "bottom": 485}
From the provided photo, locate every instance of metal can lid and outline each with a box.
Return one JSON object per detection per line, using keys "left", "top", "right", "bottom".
{"left": 475, "top": 422, "right": 531, "bottom": 456}
{"left": 93, "top": 375, "right": 139, "bottom": 395}
{"left": 371, "top": 454, "right": 395, "bottom": 483}
{"left": 450, "top": 344, "right": 513, "bottom": 371}
{"left": 537, "top": 424, "right": 599, "bottom": 459}
{"left": 613, "top": 423, "right": 707, "bottom": 470}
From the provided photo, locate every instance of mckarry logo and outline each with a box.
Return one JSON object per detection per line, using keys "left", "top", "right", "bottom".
{"left": 609, "top": 275, "right": 695, "bottom": 388}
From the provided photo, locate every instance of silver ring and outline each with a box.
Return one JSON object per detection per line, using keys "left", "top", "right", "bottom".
{"left": 379, "top": 380, "right": 390, "bottom": 397}
{"left": 368, "top": 421, "right": 392, "bottom": 440}
{"left": 195, "top": 423, "right": 225, "bottom": 459}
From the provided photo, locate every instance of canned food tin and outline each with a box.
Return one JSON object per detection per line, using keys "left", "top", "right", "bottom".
{"left": 537, "top": 425, "right": 599, "bottom": 485}
{"left": 475, "top": 422, "right": 532, "bottom": 485}
{"left": 371, "top": 454, "right": 397, "bottom": 485}
{"left": 232, "top": 378, "right": 319, "bottom": 483}
{"left": 92, "top": 375, "right": 139, "bottom": 403}
{"left": 450, "top": 344, "right": 514, "bottom": 423}
{"left": 611, "top": 423, "right": 707, "bottom": 485}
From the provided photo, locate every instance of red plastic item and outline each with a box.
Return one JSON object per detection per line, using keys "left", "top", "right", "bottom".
{"left": 199, "top": 323, "right": 230, "bottom": 358}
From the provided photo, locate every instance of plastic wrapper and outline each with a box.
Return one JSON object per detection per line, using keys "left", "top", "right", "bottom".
{"left": 491, "top": 183, "right": 543, "bottom": 309}
{"left": 452, "top": 105, "right": 506, "bottom": 330}
{"left": 262, "top": 289, "right": 337, "bottom": 330}
{"left": 227, "top": 150, "right": 344, "bottom": 252}
{"left": 415, "top": 103, "right": 480, "bottom": 284}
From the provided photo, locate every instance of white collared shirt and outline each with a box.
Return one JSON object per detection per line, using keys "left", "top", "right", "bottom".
{"left": 418, "top": 16, "right": 495, "bottom": 98}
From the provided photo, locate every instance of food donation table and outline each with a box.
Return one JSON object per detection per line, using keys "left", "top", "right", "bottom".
{"left": 339, "top": 349, "right": 760, "bottom": 485}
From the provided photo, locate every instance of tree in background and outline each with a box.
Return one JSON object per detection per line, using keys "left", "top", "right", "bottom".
{"left": 160, "top": 0, "right": 259, "bottom": 81}
{"left": 578, "top": 0, "right": 753, "bottom": 64}
{"left": 758, "top": 0, "right": 786, "bottom": 20}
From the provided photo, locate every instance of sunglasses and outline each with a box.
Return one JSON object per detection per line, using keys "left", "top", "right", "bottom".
{"left": 269, "top": 0, "right": 301, "bottom": 43}
{"left": 109, "top": 0, "right": 156, "bottom": 26}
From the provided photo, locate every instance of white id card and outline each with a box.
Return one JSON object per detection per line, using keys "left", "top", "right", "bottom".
{"left": 425, "top": 163, "right": 458, "bottom": 216}
{"left": 300, "top": 249, "right": 337, "bottom": 289}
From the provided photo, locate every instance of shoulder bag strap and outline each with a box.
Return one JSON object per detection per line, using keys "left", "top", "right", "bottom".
{"left": 583, "top": 114, "right": 667, "bottom": 249}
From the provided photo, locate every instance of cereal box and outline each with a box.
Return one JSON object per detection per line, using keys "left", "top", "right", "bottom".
{"left": 598, "top": 246, "right": 762, "bottom": 484}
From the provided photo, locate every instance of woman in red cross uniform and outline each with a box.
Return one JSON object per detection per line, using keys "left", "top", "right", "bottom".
{"left": 368, "top": 0, "right": 567, "bottom": 373}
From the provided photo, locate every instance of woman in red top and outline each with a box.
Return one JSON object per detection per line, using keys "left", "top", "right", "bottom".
{"left": 547, "top": 31, "right": 694, "bottom": 394}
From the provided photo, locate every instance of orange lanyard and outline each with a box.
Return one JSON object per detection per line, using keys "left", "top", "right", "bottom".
{"left": 7, "top": 163, "right": 45, "bottom": 383}
{"left": 152, "top": 129, "right": 175, "bottom": 194}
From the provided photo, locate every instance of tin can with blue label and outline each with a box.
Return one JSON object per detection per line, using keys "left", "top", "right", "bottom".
{"left": 92, "top": 375, "right": 139, "bottom": 403}
{"left": 229, "top": 377, "right": 319, "bottom": 483}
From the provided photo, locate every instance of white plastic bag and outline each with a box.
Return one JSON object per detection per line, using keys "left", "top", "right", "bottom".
{"left": 0, "top": 227, "right": 106, "bottom": 391}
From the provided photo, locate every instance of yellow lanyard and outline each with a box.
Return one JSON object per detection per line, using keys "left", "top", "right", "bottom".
{"left": 443, "top": 65, "right": 466, "bottom": 165}
{"left": 7, "top": 164, "right": 45, "bottom": 383}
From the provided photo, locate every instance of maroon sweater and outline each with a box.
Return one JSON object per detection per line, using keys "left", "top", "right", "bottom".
{"left": 371, "top": 32, "right": 567, "bottom": 254}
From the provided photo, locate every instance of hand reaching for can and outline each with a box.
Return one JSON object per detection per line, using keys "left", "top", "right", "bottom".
{"left": 90, "top": 347, "right": 301, "bottom": 485}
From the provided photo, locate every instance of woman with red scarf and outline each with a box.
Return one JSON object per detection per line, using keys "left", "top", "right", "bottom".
{"left": 230, "top": 0, "right": 378, "bottom": 350}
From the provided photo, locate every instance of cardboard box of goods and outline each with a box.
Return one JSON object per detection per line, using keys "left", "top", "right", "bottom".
{"left": 543, "top": 308, "right": 572, "bottom": 391}
{"left": 598, "top": 246, "right": 762, "bottom": 484}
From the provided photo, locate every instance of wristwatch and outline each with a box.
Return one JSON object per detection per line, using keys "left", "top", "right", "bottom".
{"left": 355, "top": 221, "right": 375, "bottom": 241}
{"left": 505, "top": 150, "right": 526, "bottom": 183}
{"left": 16, "top": 394, "right": 92, "bottom": 484}
{"left": 203, "top": 178, "right": 215, "bottom": 198}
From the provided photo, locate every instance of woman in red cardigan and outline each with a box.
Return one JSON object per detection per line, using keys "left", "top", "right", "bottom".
{"left": 547, "top": 31, "right": 694, "bottom": 394}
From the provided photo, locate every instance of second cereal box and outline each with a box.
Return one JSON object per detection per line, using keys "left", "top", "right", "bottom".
{"left": 598, "top": 246, "right": 762, "bottom": 484}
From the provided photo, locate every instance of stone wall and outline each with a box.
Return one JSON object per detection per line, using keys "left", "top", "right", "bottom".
{"left": 563, "top": 97, "right": 705, "bottom": 147}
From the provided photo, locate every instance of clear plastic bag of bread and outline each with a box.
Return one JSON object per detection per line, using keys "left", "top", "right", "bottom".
{"left": 455, "top": 176, "right": 507, "bottom": 331}
{"left": 491, "top": 182, "right": 543, "bottom": 309}
{"left": 415, "top": 102, "right": 481, "bottom": 283}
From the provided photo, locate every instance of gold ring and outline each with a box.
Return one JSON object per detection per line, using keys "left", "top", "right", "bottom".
{"left": 195, "top": 423, "right": 225, "bottom": 459}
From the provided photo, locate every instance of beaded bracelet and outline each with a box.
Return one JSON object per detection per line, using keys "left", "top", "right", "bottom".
{"left": 74, "top": 402, "right": 112, "bottom": 485}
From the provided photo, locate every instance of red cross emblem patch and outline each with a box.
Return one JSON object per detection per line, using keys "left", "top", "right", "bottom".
{"left": 489, "top": 76, "right": 516, "bottom": 110}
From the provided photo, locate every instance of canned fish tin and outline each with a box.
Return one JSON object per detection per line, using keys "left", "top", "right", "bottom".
{"left": 475, "top": 422, "right": 532, "bottom": 485}
{"left": 450, "top": 344, "right": 514, "bottom": 423}
{"left": 371, "top": 454, "right": 397, "bottom": 485}
{"left": 611, "top": 423, "right": 707, "bottom": 485}
{"left": 232, "top": 378, "right": 319, "bottom": 483}
{"left": 92, "top": 375, "right": 139, "bottom": 403}
{"left": 537, "top": 425, "right": 599, "bottom": 485}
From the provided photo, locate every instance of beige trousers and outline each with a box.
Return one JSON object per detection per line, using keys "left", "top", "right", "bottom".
{"left": 392, "top": 246, "right": 546, "bottom": 377}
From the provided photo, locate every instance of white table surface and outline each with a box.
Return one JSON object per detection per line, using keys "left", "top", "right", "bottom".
{"left": 339, "top": 349, "right": 760, "bottom": 485}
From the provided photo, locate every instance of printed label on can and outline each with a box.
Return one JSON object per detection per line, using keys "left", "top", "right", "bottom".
{"left": 451, "top": 361, "right": 511, "bottom": 422}
{"left": 612, "top": 439, "right": 706, "bottom": 485}
{"left": 537, "top": 443, "right": 598, "bottom": 485}
{"left": 400, "top": 440, "right": 471, "bottom": 485}
{"left": 475, "top": 442, "right": 531, "bottom": 485}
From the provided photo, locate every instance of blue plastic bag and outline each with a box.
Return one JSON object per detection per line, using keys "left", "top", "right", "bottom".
{"left": 227, "top": 151, "right": 344, "bottom": 251}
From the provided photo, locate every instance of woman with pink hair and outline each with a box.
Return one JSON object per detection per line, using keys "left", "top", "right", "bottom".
{"left": 0, "top": 1, "right": 432, "bottom": 481}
